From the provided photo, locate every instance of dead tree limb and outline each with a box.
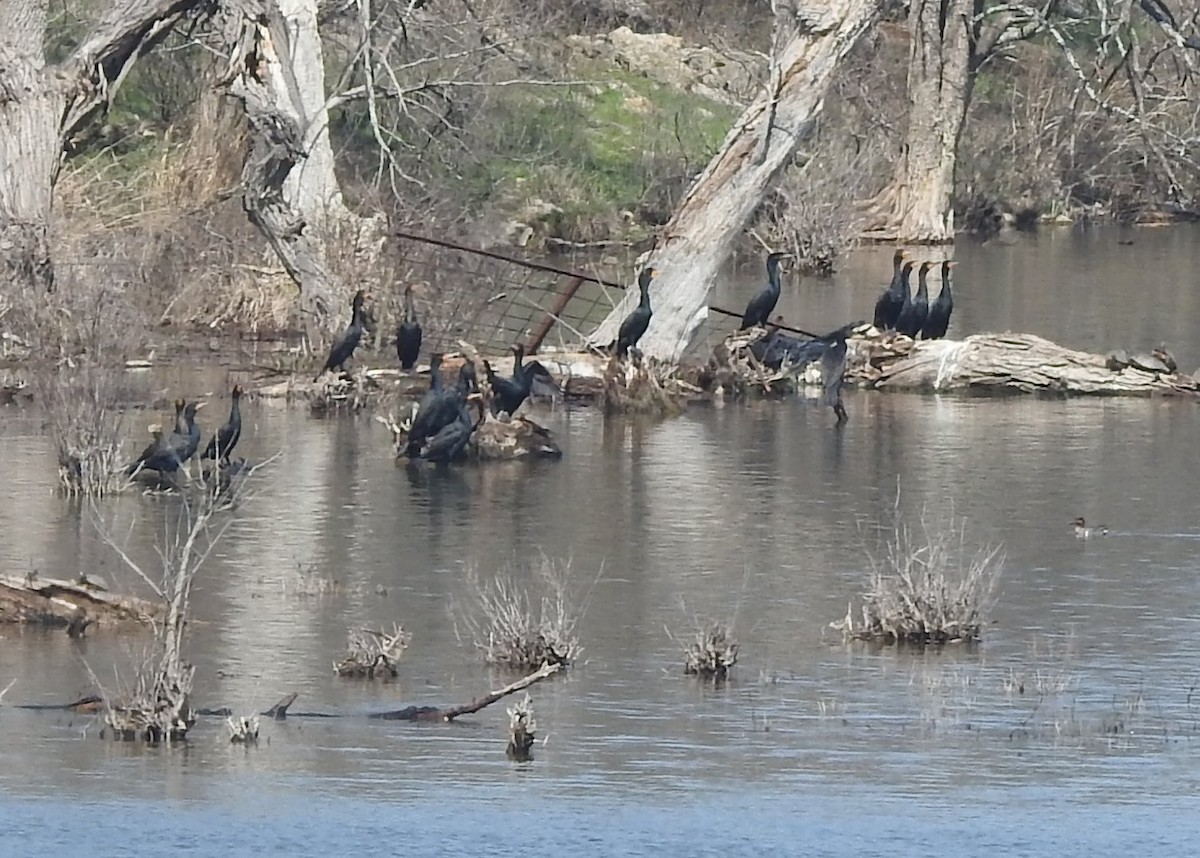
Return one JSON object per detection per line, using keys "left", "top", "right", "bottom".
{"left": 371, "top": 661, "right": 562, "bottom": 722}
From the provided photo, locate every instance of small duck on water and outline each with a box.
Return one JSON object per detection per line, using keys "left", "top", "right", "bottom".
{"left": 1073, "top": 517, "right": 1108, "bottom": 539}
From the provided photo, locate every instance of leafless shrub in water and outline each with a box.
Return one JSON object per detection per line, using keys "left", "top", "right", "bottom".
{"left": 36, "top": 364, "right": 133, "bottom": 498}
{"left": 334, "top": 624, "right": 412, "bottom": 679}
{"left": 506, "top": 693, "right": 537, "bottom": 762}
{"left": 91, "top": 474, "right": 249, "bottom": 742}
{"left": 672, "top": 621, "right": 739, "bottom": 682}
{"left": 832, "top": 505, "right": 1003, "bottom": 645}
{"left": 454, "top": 554, "right": 595, "bottom": 670}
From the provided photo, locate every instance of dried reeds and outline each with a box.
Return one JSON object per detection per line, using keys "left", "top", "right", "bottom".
{"left": 602, "top": 352, "right": 689, "bottom": 415}
{"left": 832, "top": 505, "right": 1004, "bottom": 645}
{"left": 454, "top": 554, "right": 593, "bottom": 671}
{"left": 334, "top": 624, "right": 412, "bottom": 678}
{"left": 680, "top": 622, "right": 739, "bottom": 682}
{"left": 37, "top": 363, "right": 132, "bottom": 498}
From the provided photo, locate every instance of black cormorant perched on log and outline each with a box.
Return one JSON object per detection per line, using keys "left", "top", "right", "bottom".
{"left": 202, "top": 384, "right": 243, "bottom": 464}
{"left": 396, "top": 284, "right": 422, "bottom": 371}
{"left": 315, "top": 289, "right": 369, "bottom": 381}
{"left": 896, "top": 261, "right": 932, "bottom": 337}
{"left": 418, "top": 395, "right": 483, "bottom": 464}
{"left": 616, "top": 267, "right": 657, "bottom": 357}
{"left": 485, "top": 343, "right": 558, "bottom": 416}
{"left": 739, "top": 251, "right": 792, "bottom": 330}
{"left": 405, "top": 354, "right": 475, "bottom": 457}
{"left": 872, "top": 249, "right": 910, "bottom": 332}
{"left": 921, "top": 260, "right": 955, "bottom": 340}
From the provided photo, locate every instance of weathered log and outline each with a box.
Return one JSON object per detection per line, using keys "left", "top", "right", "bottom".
{"left": 370, "top": 662, "right": 562, "bottom": 722}
{"left": 849, "top": 332, "right": 1200, "bottom": 396}
{"left": 587, "top": 0, "right": 883, "bottom": 361}
{"left": 0, "top": 573, "right": 162, "bottom": 628}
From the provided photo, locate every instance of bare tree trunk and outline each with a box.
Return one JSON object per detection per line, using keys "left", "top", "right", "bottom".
{"left": 216, "top": 0, "right": 385, "bottom": 333}
{"left": 861, "top": 0, "right": 973, "bottom": 243}
{"left": 589, "top": 0, "right": 882, "bottom": 362}
{"left": 0, "top": 0, "right": 207, "bottom": 292}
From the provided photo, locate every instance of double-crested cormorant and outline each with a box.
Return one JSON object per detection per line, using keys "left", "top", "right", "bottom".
{"left": 418, "top": 395, "right": 483, "bottom": 464}
{"left": 896, "top": 261, "right": 932, "bottom": 337}
{"left": 740, "top": 251, "right": 792, "bottom": 330}
{"left": 396, "top": 284, "right": 422, "bottom": 371}
{"left": 921, "top": 260, "right": 956, "bottom": 340}
{"left": 127, "top": 400, "right": 205, "bottom": 475}
{"left": 616, "top": 267, "right": 657, "bottom": 357}
{"left": 202, "top": 384, "right": 243, "bottom": 463}
{"left": 405, "top": 354, "right": 475, "bottom": 457}
{"left": 819, "top": 322, "right": 860, "bottom": 424}
{"left": 872, "top": 249, "right": 910, "bottom": 332}
{"left": 1072, "top": 517, "right": 1108, "bottom": 538}
{"left": 315, "top": 289, "right": 369, "bottom": 381}
{"left": 484, "top": 343, "right": 557, "bottom": 416}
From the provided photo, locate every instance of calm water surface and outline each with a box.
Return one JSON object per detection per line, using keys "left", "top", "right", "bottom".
{"left": 2, "top": 226, "right": 1200, "bottom": 853}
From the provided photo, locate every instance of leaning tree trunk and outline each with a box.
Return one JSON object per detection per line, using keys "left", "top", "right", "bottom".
{"left": 589, "top": 0, "right": 882, "bottom": 363}
{"left": 861, "top": 0, "right": 972, "bottom": 243}
{"left": 0, "top": 0, "right": 202, "bottom": 292}
{"left": 216, "top": 0, "right": 385, "bottom": 334}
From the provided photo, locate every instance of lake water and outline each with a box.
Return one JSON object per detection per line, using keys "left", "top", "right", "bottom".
{"left": 2, "top": 225, "right": 1200, "bottom": 854}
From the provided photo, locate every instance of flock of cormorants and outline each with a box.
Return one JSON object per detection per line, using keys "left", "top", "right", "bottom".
{"left": 872, "top": 250, "right": 956, "bottom": 340}
{"left": 126, "top": 386, "right": 243, "bottom": 479}
{"left": 125, "top": 247, "right": 959, "bottom": 477}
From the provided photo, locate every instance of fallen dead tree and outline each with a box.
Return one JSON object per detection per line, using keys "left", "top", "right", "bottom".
{"left": 847, "top": 332, "right": 1200, "bottom": 397}
{"left": 17, "top": 664, "right": 561, "bottom": 726}
{"left": 0, "top": 572, "right": 161, "bottom": 632}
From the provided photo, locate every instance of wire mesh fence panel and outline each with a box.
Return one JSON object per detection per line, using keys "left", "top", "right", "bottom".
{"left": 386, "top": 233, "right": 637, "bottom": 357}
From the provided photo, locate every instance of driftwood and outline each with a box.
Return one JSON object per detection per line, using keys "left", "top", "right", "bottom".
{"left": 370, "top": 662, "right": 561, "bottom": 722}
{"left": 19, "top": 666, "right": 559, "bottom": 730}
{"left": 0, "top": 573, "right": 161, "bottom": 630}
{"left": 848, "top": 332, "right": 1200, "bottom": 396}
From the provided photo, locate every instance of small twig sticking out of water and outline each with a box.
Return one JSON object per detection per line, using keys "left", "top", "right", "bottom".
{"left": 226, "top": 714, "right": 260, "bottom": 744}
{"left": 506, "top": 693, "right": 537, "bottom": 762}
{"left": 0, "top": 677, "right": 16, "bottom": 704}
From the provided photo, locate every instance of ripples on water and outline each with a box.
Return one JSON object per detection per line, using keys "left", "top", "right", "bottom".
{"left": 3, "top": 227, "right": 1200, "bottom": 853}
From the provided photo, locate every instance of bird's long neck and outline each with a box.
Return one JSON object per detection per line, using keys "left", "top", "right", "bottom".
{"left": 431, "top": 363, "right": 443, "bottom": 391}
{"left": 404, "top": 289, "right": 415, "bottom": 322}
{"left": 351, "top": 298, "right": 366, "bottom": 328}
{"left": 766, "top": 258, "right": 783, "bottom": 295}
{"left": 229, "top": 396, "right": 241, "bottom": 425}
{"left": 917, "top": 270, "right": 929, "bottom": 298}
{"left": 942, "top": 266, "right": 953, "bottom": 294}
{"left": 638, "top": 281, "right": 652, "bottom": 311}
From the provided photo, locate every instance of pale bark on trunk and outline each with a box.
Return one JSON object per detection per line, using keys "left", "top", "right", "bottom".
{"left": 861, "top": 0, "right": 972, "bottom": 243}
{"left": 589, "top": 0, "right": 882, "bottom": 363}
{"left": 0, "top": 0, "right": 201, "bottom": 292}
{"left": 216, "top": 0, "right": 384, "bottom": 332}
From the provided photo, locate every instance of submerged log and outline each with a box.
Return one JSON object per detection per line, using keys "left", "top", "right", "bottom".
{"left": 0, "top": 573, "right": 162, "bottom": 629}
{"left": 370, "top": 662, "right": 561, "bottom": 722}
{"left": 848, "top": 332, "right": 1200, "bottom": 397}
